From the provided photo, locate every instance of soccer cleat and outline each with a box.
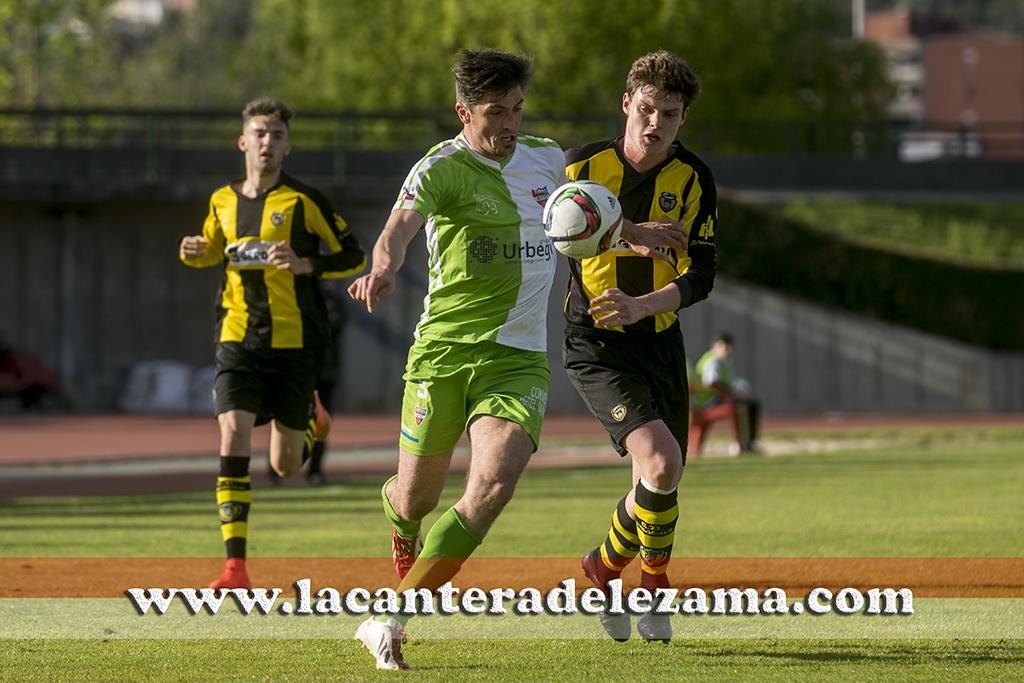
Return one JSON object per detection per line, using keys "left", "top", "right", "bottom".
{"left": 581, "top": 549, "right": 631, "bottom": 642}
{"left": 312, "top": 391, "right": 331, "bottom": 443}
{"left": 637, "top": 610, "right": 672, "bottom": 643}
{"left": 354, "top": 617, "right": 410, "bottom": 670}
{"left": 209, "top": 558, "right": 252, "bottom": 591}
{"left": 392, "top": 529, "right": 423, "bottom": 580}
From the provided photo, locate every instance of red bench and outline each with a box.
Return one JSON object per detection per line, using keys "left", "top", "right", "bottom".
{"left": 687, "top": 385, "right": 741, "bottom": 457}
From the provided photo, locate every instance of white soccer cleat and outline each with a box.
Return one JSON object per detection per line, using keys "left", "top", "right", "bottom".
{"left": 597, "top": 610, "right": 632, "bottom": 642}
{"left": 354, "top": 616, "right": 410, "bottom": 670}
{"left": 637, "top": 610, "right": 672, "bottom": 643}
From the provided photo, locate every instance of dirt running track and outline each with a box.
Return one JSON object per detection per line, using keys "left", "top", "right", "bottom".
{"left": 1, "top": 557, "right": 1021, "bottom": 598}
{"left": 0, "top": 412, "right": 1020, "bottom": 500}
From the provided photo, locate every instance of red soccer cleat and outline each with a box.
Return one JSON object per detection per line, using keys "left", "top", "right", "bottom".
{"left": 391, "top": 529, "right": 422, "bottom": 580}
{"left": 581, "top": 548, "right": 623, "bottom": 594}
{"left": 209, "top": 558, "right": 252, "bottom": 591}
{"left": 312, "top": 391, "right": 331, "bottom": 443}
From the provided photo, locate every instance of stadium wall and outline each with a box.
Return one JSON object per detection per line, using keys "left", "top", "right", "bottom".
{"left": 2, "top": 198, "right": 1021, "bottom": 414}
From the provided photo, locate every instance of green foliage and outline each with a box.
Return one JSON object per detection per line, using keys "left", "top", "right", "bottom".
{"left": 721, "top": 196, "right": 1024, "bottom": 349}
{"left": 775, "top": 199, "right": 1024, "bottom": 268}
{"left": 1, "top": 0, "right": 893, "bottom": 145}
{"left": 0, "top": 0, "right": 121, "bottom": 106}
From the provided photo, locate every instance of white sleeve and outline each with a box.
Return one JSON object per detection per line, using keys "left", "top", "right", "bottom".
{"left": 701, "top": 359, "right": 723, "bottom": 386}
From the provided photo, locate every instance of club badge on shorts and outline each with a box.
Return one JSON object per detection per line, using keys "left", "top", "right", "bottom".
{"left": 611, "top": 404, "right": 627, "bottom": 422}
{"left": 414, "top": 405, "right": 428, "bottom": 425}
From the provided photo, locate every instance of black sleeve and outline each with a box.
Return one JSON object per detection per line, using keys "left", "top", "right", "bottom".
{"left": 303, "top": 185, "right": 367, "bottom": 279}
{"left": 672, "top": 164, "right": 717, "bottom": 309}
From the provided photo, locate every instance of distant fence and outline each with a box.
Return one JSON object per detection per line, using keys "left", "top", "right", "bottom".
{"left": 2, "top": 107, "right": 1023, "bottom": 159}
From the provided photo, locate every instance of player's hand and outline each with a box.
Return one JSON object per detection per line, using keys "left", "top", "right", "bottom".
{"left": 348, "top": 268, "right": 396, "bottom": 314}
{"left": 619, "top": 219, "right": 687, "bottom": 262}
{"left": 589, "top": 287, "right": 650, "bottom": 328}
{"left": 267, "top": 241, "right": 313, "bottom": 274}
{"left": 179, "top": 235, "right": 209, "bottom": 260}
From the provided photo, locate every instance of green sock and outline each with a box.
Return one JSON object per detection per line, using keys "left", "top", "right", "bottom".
{"left": 381, "top": 475, "right": 421, "bottom": 539}
{"left": 399, "top": 506, "right": 481, "bottom": 593}
{"left": 376, "top": 507, "right": 482, "bottom": 626}
{"left": 417, "top": 506, "right": 482, "bottom": 561}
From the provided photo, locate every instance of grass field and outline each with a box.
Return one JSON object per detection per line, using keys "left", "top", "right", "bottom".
{"left": 774, "top": 199, "right": 1024, "bottom": 268}
{"left": 2, "top": 434, "right": 1022, "bottom": 680}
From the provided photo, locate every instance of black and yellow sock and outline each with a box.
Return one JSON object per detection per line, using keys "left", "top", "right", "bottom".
{"left": 599, "top": 494, "right": 641, "bottom": 573}
{"left": 308, "top": 441, "right": 326, "bottom": 475}
{"left": 301, "top": 404, "right": 317, "bottom": 464}
{"left": 216, "top": 456, "right": 251, "bottom": 559}
{"left": 634, "top": 478, "right": 679, "bottom": 589}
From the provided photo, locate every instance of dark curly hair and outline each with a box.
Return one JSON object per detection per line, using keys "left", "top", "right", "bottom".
{"left": 453, "top": 49, "right": 533, "bottom": 105}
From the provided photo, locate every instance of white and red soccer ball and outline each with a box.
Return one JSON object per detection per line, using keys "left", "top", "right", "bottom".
{"left": 542, "top": 180, "right": 623, "bottom": 260}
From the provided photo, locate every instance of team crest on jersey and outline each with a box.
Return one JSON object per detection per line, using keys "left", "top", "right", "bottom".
{"left": 611, "top": 403, "right": 627, "bottom": 422}
{"left": 414, "top": 405, "right": 428, "bottom": 425}
{"left": 659, "top": 192, "right": 678, "bottom": 212}
{"left": 474, "top": 193, "right": 500, "bottom": 216}
{"left": 271, "top": 211, "right": 284, "bottom": 226}
{"left": 401, "top": 186, "right": 416, "bottom": 202}
{"left": 531, "top": 186, "right": 550, "bottom": 207}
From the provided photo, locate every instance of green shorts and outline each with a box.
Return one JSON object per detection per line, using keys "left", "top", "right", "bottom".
{"left": 399, "top": 338, "right": 550, "bottom": 456}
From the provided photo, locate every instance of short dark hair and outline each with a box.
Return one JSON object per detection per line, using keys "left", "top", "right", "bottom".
{"left": 714, "top": 333, "right": 734, "bottom": 347}
{"left": 241, "top": 97, "right": 293, "bottom": 127}
{"left": 626, "top": 50, "right": 701, "bottom": 108}
{"left": 453, "top": 49, "right": 533, "bottom": 105}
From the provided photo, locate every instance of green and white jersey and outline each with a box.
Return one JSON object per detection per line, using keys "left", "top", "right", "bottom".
{"left": 396, "top": 133, "right": 566, "bottom": 352}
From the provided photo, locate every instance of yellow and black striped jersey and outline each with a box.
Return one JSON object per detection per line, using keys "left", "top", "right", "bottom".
{"left": 181, "top": 174, "right": 366, "bottom": 349}
{"left": 564, "top": 138, "right": 717, "bottom": 338}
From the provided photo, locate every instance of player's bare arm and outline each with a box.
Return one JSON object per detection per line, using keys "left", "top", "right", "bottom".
{"left": 267, "top": 241, "right": 313, "bottom": 274}
{"left": 589, "top": 283, "right": 682, "bottom": 329}
{"left": 619, "top": 218, "right": 687, "bottom": 260}
{"left": 348, "top": 209, "right": 424, "bottom": 313}
{"left": 179, "top": 235, "right": 210, "bottom": 260}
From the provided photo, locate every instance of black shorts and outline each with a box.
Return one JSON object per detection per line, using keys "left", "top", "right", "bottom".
{"left": 213, "top": 342, "right": 324, "bottom": 431}
{"left": 563, "top": 329, "right": 689, "bottom": 458}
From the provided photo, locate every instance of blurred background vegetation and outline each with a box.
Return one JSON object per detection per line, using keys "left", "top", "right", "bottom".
{"left": 0, "top": 0, "right": 892, "bottom": 126}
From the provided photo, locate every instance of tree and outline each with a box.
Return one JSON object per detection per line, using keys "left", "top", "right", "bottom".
{"left": 1, "top": 0, "right": 893, "bottom": 156}
{"left": 0, "top": 0, "right": 120, "bottom": 107}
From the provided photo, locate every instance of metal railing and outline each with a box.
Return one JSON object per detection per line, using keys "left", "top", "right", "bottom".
{"left": 1, "top": 108, "right": 1022, "bottom": 157}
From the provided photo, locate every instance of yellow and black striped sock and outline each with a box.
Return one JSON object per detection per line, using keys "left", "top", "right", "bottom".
{"left": 634, "top": 478, "right": 679, "bottom": 590}
{"left": 216, "top": 456, "right": 251, "bottom": 559}
{"left": 599, "top": 494, "right": 641, "bottom": 574}
{"left": 301, "top": 406, "right": 317, "bottom": 464}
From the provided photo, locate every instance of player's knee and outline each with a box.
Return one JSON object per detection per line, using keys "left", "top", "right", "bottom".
{"left": 472, "top": 477, "right": 516, "bottom": 515}
{"left": 646, "top": 452, "right": 683, "bottom": 490}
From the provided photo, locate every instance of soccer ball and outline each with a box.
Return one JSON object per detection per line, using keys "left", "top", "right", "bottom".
{"left": 542, "top": 180, "right": 623, "bottom": 260}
